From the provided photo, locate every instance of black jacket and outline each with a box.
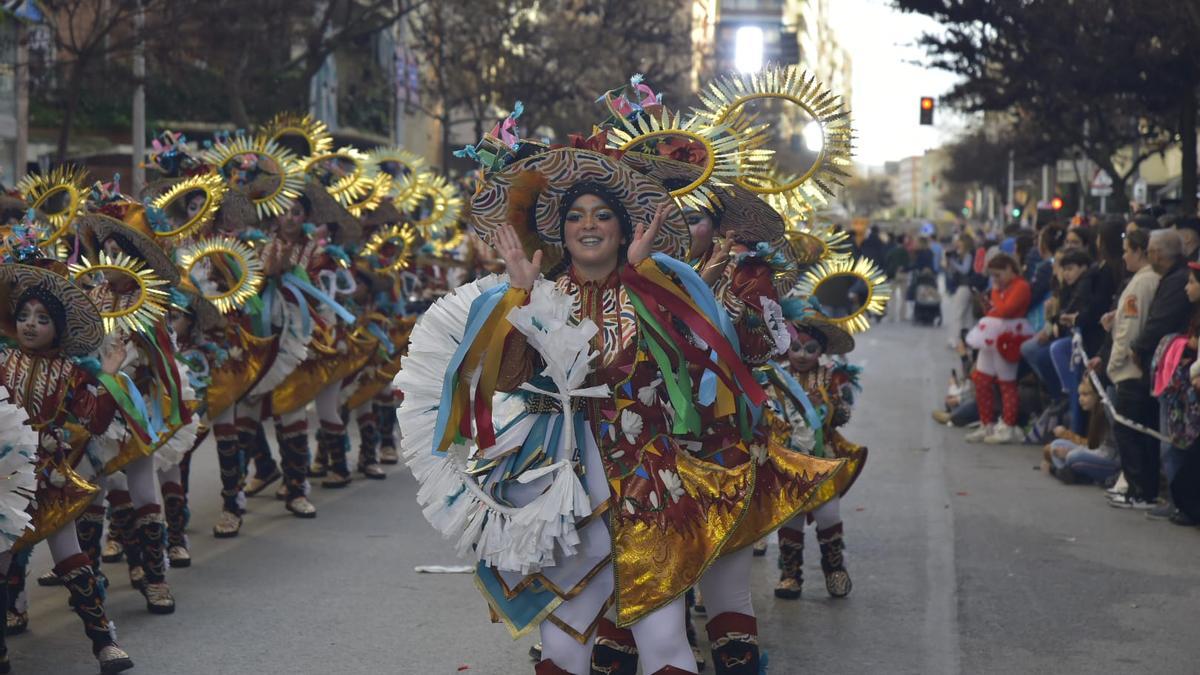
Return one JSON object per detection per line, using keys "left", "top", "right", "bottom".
{"left": 1133, "top": 259, "right": 1191, "bottom": 369}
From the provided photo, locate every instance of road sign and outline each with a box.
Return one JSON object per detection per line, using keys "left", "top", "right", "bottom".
{"left": 1090, "top": 169, "right": 1113, "bottom": 197}
{"left": 1132, "top": 177, "right": 1148, "bottom": 205}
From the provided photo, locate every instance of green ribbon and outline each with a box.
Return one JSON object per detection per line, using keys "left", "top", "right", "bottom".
{"left": 625, "top": 289, "right": 701, "bottom": 436}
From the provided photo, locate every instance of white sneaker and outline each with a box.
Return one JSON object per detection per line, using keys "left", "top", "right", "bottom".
{"left": 1107, "top": 473, "right": 1128, "bottom": 496}
{"left": 1108, "top": 493, "right": 1155, "bottom": 510}
{"left": 984, "top": 423, "right": 1018, "bottom": 444}
{"left": 964, "top": 424, "right": 992, "bottom": 443}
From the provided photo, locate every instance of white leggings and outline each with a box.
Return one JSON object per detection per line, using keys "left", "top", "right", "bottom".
{"left": 47, "top": 523, "right": 83, "bottom": 564}
{"left": 975, "top": 345, "right": 1018, "bottom": 381}
{"left": 783, "top": 497, "right": 842, "bottom": 532}
{"left": 316, "top": 382, "right": 342, "bottom": 425}
{"left": 697, "top": 546, "right": 755, "bottom": 618}
{"left": 539, "top": 580, "right": 697, "bottom": 674}
{"left": 124, "top": 455, "right": 161, "bottom": 508}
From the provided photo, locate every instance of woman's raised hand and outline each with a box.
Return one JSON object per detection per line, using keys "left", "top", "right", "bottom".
{"left": 629, "top": 204, "right": 670, "bottom": 266}
{"left": 495, "top": 223, "right": 542, "bottom": 290}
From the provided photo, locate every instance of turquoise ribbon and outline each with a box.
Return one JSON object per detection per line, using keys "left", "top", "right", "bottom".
{"left": 431, "top": 283, "right": 510, "bottom": 455}
{"left": 283, "top": 272, "right": 357, "bottom": 325}
{"left": 116, "top": 371, "right": 158, "bottom": 443}
{"left": 366, "top": 322, "right": 395, "bottom": 356}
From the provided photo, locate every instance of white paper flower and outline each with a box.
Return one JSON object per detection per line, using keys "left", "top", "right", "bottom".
{"left": 791, "top": 424, "right": 816, "bottom": 451}
{"left": 760, "top": 296, "right": 790, "bottom": 356}
{"left": 228, "top": 346, "right": 244, "bottom": 360}
{"left": 658, "top": 469, "right": 685, "bottom": 504}
{"left": 48, "top": 469, "right": 66, "bottom": 488}
{"left": 637, "top": 378, "right": 663, "bottom": 407}
{"left": 749, "top": 443, "right": 769, "bottom": 466}
{"left": 623, "top": 499, "right": 637, "bottom": 515}
{"left": 620, "top": 410, "right": 644, "bottom": 444}
{"left": 648, "top": 491, "right": 660, "bottom": 509}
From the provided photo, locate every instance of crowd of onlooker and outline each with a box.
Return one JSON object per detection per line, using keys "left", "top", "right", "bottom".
{"left": 917, "top": 211, "right": 1200, "bottom": 528}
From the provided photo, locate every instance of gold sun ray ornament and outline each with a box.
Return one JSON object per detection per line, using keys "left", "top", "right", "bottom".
{"left": 257, "top": 112, "right": 334, "bottom": 159}
{"left": 15, "top": 165, "right": 90, "bottom": 244}
{"left": 795, "top": 256, "right": 890, "bottom": 335}
{"left": 341, "top": 172, "right": 393, "bottom": 217}
{"left": 388, "top": 169, "right": 432, "bottom": 213}
{"left": 695, "top": 65, "right": 854, "bottom": 216}
{"left": 784, "top": 218, "right": 853, "bottom": 266}
{"left": 69, "top": 251, "right": 172, "bottom": 336}
{"left": 366, "top": 146, "right": 428, "bottom": 181}
{"left": 411, "top": 173, "right": 463, "bottom": 236}
{"left": 149, "top": 173, "right": 228, "bottom": 241}
{"left": 202, "top": 135, "right": 304, "bottom": 219}
{"left": 606, "top": 107, "right": 771, "bottom": 213}
{"left": 174, "top": 236, "right": 266, "bottom": 315}
{"left": 303, "top": 146, "right": 373, "bottom": 205}
{"left": 362, "top": 224, "right": 419, "bottom": 273}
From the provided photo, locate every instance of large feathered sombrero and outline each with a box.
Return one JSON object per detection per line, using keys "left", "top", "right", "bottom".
{"left": 0, "top": 263, "right": 104, "bottom": 356}
{"left": 304, "top": 179, "right": 363, "bottom": 245}
{"left": 467, "top": 147, "right": 689, "bottom": 272}
{"left": 619, "top": 152, "right": 783, "bottom": 244}
{"left": 76, "top": 213, "right": 181, "bottom": 285}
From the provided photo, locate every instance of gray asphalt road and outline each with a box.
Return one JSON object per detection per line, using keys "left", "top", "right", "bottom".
{"left": 13, "top": 322, "right": 1200, "bottom": 674}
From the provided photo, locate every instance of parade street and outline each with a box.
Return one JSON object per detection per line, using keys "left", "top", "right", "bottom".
{"left": 12, "top": 322, "right": 1196, "bottom": 675}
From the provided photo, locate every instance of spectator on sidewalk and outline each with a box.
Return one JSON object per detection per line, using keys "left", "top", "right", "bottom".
{"left": 1105, "top": 228, "right": 1160, "bottom": 509}
{"left": 1044, "top": 377, "right": 1120, "bottom": 485}
{"left": 964, "top": 253, "right": 1032, "bottom": 445}
{"left": 1175, "top": 215, "right": 1200, "bottom": 260}
{"left": 885, "top": 233, "right": 911, "bottom": 322}
{"left": 944, "top": 234, "right": 976, "bottom": 348}
{"left": 1047, "top": 248, "right": 1094, "bottom": 434}
{"left": 1118, "top": 229, "right": 1191, "bottom": 510}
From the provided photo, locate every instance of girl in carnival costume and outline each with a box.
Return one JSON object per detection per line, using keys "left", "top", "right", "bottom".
{"left": 0, "top": 258, "right": 138, "bottom": 673}
{"left": 763, "top": 304, "right": 866, "bottom": 601}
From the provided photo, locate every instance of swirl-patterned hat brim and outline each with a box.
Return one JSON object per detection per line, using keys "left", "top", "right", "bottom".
{"left": 468, "top": 148, "right": 688, "bottom": 271}
{"left": 620, "top": 153, "right": 784, "bottom": 244}
{"left": 795, "top": 316, "right": 855, "bottom": 356}
{"left": 215, "top": 189, "right": 259, "bottom": 230}
{"left": 361, "top": 199, "right": 403, "bottom": 229}
{"left": 305, "top": 180, "right": 363, "bottom": 245}
{"left": 138, "top": 177, "right": 183, "bottom": 202}
{"left": 76, "top": 214, "right": 181, "bottom": 285}
{"left": 177, "top": 285, "right": 225, "bottom": 335}
{"left": 0, "top": 263, "right": 104, "bottom": 356}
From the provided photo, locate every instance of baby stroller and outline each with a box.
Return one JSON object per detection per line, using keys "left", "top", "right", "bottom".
{"left": 911, "top": 269, "right": 942, "bottom": 325}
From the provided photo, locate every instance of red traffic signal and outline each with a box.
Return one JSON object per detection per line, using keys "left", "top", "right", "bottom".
{"left": 919, "top": 97, "right": 934, "bottom": 125}
{"left": 1050, "top": 196, "right": 1064, "bottom": 210}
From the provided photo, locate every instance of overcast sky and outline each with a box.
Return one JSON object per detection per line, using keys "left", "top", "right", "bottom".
{"left": 827, "top": 0, "right": 964, "bottom": 167}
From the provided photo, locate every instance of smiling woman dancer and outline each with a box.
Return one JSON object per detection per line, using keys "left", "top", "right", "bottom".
{"left": 398, "top": 144, "right": 777, "bottom": 674}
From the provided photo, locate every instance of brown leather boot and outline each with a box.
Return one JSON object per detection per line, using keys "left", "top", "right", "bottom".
{"left": 590, "top": 617, "right": 638, "bottom": 675}
{"left": 817, "top": 521, "right": 852, "bottom": 598}
{"left": 774, "top": 527, "right": 804, "bottom": 600}
{"left": 707, "top": 611, "right": 760, "bottom": 675}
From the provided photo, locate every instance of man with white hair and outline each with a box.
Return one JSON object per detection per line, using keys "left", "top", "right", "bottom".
{"left": 1111, "top": 228, "right": 1189, "bottom": 510}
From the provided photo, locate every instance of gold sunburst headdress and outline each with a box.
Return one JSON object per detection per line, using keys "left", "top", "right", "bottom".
{"left": 69, "top": 251, "right": 172, "bottom": 335}
{"left": 303, "top": 146, "right": 373, "bottom": 206}
{"left": 367, "top": 146, "right": 428, "bottom": 181}
{"left": 696, "top": 66, "right": 853, "bottom": 216}
{"left": 149, "top": 173, "right": 228, "bottom": 241}
{"left": 411, "top": 173, "right": 463, "bottom": 236}
{"left": 388, "top": 169, "right": 432, "bottom": 213}
{"left": 175, "top": 236, "right": 265, "bottom": 314}
{"left": 362, "top": 224, "right": 418, "bottom": 273}
{"left": 340, "top": 172, "right": 392, "bottom": 217}
{"left": 203, "top": 135, "right": 304, "bottom": 219}
{"left": 795, "top": 256, "right": 890, "bottom": 334}
{"left": 15, "top": 165, "right": 90, "bottom": 246}
{"left": 257, "top": 112, "right": 333, "bottom": 159}
{"left": 606, "top": 107, "right": 770, "bottom": 213}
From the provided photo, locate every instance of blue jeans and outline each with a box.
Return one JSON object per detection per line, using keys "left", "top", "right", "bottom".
{"left": 1021, "top": 338, "right": 1062, "bottom": 396}
{"left": 1051, "top": 440, "right": 1120, "bottom": 484}
{"left": 1160, "top": 404, "right": 1187, "bottom": 483}
{"left": 1048, "top": 336, "right": 1083, "bottom": 434}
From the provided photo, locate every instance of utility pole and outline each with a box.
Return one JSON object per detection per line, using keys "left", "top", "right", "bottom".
{"left": 131, "top": 0, "right": 146, "bottom": 195}
{"left": 1006, "top": 149, "right": 1015, "bottom": 221}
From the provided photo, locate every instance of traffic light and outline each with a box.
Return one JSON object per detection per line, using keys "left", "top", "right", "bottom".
{"left": 919, "top": 97, "right": 935, "bottom": 125}
{"left": 1050, "top": 196, "right": 1064, "bottom": 211}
